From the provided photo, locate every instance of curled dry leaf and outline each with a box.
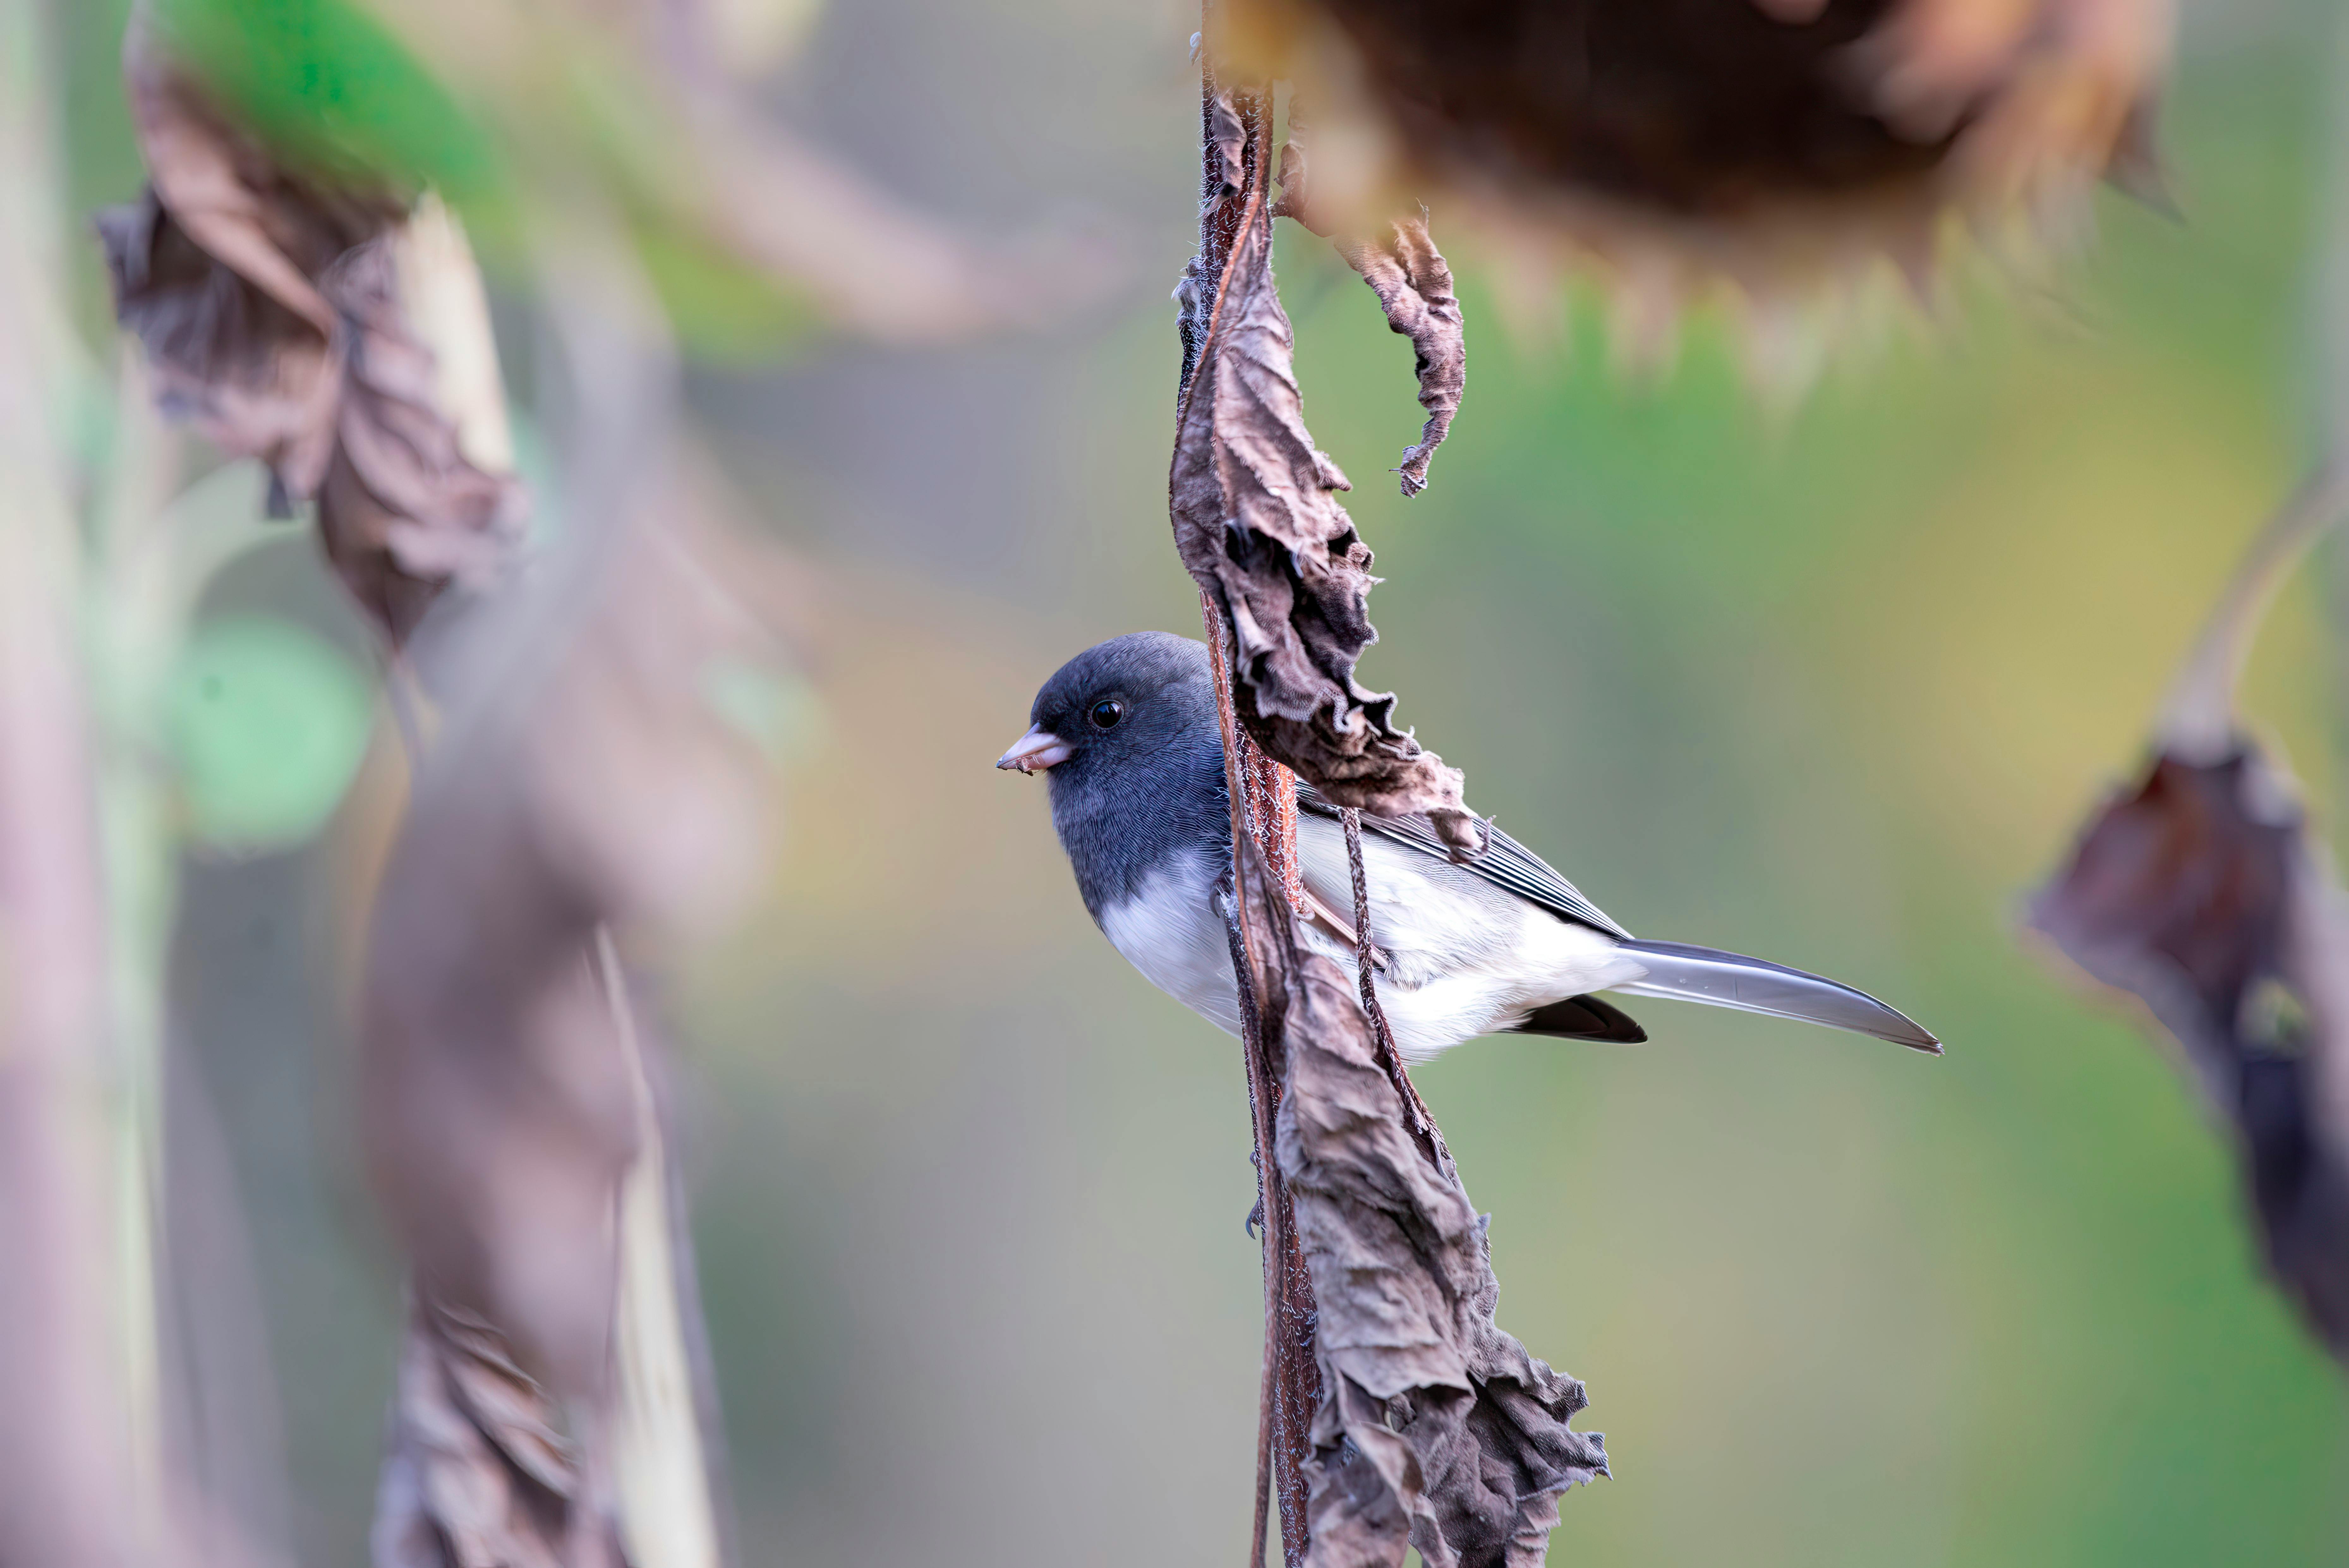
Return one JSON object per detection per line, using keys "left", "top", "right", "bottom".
{"left": 373, "top": 1296, "right": 627, "bottom": 1568}
{"left": 321, "top": 237, "right": 523, "bottom": 643}
{"left": 1215, "top": 0, "right": 2171, "bottom": 380}
{"left": 2027, "top": 469, "right": 2349, "bottom": 1362}
{"left": 1274, "top": 113, "right": 1466, "bottom": 498}
{"left": 1274, "top": 932, "right": 1607, "bottom": 1565}
{"left": 1336, "top": 220, "right": 1464, "bottom": 499}
{"left": 1173, "top": 91, "right": 1480, "bottom": 850}
{"left": 98, "top": 26, "right": 523, "bottom": 644}
{"left": 2028, "top": 751, "right": 2349, "bottom": 1359}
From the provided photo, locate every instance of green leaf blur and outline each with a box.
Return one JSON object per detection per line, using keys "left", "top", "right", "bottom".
{"left": 166, "top": 615, "right": 374, "bottom": 853}
{"left": 145, "top": 0, "right": 499, "bottom": 199}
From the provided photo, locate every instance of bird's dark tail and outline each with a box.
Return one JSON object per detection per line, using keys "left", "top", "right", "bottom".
{"left": 1609, "top": 940, "right": 1941, "bottom": 1053}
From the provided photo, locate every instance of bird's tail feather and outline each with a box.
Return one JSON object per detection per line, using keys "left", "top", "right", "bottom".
{"left": 1611, "top": 940, "right": 1940, "bottom": 1053}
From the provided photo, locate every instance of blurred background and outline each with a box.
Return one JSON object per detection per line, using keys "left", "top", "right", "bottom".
{"left": 40, "top": 0, "right": 2349, "bottom": 1562}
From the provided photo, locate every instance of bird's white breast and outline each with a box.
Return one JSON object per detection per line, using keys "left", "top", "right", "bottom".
{"left": 1095, "top": 848, "right": 1246, "bottom": 1038}
{"left": 1092, "top": 824, "right": 1644, "bottom": 1065}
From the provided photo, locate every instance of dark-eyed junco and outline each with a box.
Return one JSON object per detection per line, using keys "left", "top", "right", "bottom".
{"left": 998, "top": 631, "right": 1939, "bottom": 1059}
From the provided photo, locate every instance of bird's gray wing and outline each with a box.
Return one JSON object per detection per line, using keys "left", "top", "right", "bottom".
{"left": 1293, "top": 780, "right": 1633, "bottom": 941}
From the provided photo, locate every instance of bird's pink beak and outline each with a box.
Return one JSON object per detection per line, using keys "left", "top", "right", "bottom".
{"left": 996, "top": 725, "right": 1073, "bottom": 774}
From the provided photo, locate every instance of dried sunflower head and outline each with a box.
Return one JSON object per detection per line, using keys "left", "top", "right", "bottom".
{"left": 1216, "top": 0, "right": 2171, "bottom": 379}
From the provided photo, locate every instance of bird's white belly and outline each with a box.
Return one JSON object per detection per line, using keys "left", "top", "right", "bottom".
{"left": 1293, "top": 818, "right": 1642, "bottom": 1063}
{"left": 1095, "top": 837, "right": 1642, "bottom": 1065}
{"left": 1320, "top": 909, "right": 1640, "bottom": 1063}
{"left": 1096, "top": 850, "right": 1245, "bottom": 1038}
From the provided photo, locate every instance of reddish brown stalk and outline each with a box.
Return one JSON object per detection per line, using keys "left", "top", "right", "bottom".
{"left": 1214, "top": 880, "right": 1275, "bottom": 1568}
{"left": 1204, "top": 594, "right": 1318, "bottom": 1567}
{"left": 1177, "top": 26, "right": 1331, "bottom": 1566}
{"left": 1181, "top": 55, "right": 1299, "bottom": 1559}
{"left": 1340, "top": 807, "right": 1440, "bottom": 1158}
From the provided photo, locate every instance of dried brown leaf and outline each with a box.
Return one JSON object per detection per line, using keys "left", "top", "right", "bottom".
{"left": 2030, "top": 753, "right": 2298, "bottom": 1094}
{"left": 2027, "top": 469, "right": 2349, "bottom": 1364}
{"left": 101, "top": 21, "right": 400, "bottom": 490}
{"left": 372, "top": 1296, "right": 626, "bottom": 1568}
{"left": 1275, "top": 943, "right": 1606, "bottom": 1567}
{"left": 98, "top": 29, "right": 522, "bottom": 645}
{"left": 361, "top": 765, "right": 641, "bottom": 1404}
{"left": 1191, "top": 78, "right": 1590, "bottom": 1568}
{"left": 1335, "top": 219, "right": 1464, "bottom": 499}
{"left": 1172, "top": 93, "right": 1479, "bottom": 850}
{"left": 2029, "top": 750, "right": 2349, "bottom": 1360}
{"left": 319, "top": 241, "right": 525, "bottom": 643}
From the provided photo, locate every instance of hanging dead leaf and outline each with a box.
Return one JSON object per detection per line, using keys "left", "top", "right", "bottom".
{"left": 1172, "top": 92, "right": 1480, "bottom": 850}
{"left": 2030, "top": 750, "right": 2349, "bottom": 1360}
{"left": 98, "top": 25, "right": 523, "bottom": 645}
{"left": 2027, "top": 468, "right": 2349, "bottom": 1363}
{"left": 98, "top": 21, "right": 396, "bottom": 499}
{"left": 318, "top": 240, "right": 523, "bottom": 644}
{"left": 1262, "top": 918, "right": 1606, "bottom": 1567}
{"left": 1335, "top": 219, "right": 1464, "bottom": 498}
{"left": 372, "top": 1296, "right": 626, "bottom": 1568}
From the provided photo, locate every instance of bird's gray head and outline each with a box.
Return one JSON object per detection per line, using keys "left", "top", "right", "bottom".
{"left": 996, "top": 631, "right": 1228, "bottom": 917}
{"left": 996, "top": 630, "right": 1217, "bottom": 784}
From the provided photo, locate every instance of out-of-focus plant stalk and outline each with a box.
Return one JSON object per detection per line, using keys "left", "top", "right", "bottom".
{"left": 0, "top": 0, "right": 149, "bottom": 1559}
{"left": 2320, "top": 3, "right": 2349, "bottom": 828}
{"left": 399, "top": 194, "right": 726, "bottom": 1568}
{"left": 600, "top": 929, "right": 720, "bottom": 1568}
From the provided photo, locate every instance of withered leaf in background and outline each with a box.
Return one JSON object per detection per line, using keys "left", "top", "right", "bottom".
{"left": 99, "top": 21, "right": 522, "bottom": 646}
{"left": 362, "top": 402, "right": 795, "bottom": 1561}
{"left": 2029, "top": 468, "right": 2349, "bottom": 1363}
{"left": 374, "top": 1297, "right": 625, "bottom": 1568}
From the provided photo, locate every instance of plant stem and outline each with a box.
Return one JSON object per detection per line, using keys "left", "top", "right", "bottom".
{"left": 0, "top": 0, "right": 145, "bottom": 1556}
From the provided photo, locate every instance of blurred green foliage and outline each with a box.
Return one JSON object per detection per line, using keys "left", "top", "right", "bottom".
{"left": 167, "top": 614, "right": 373, "bottom": 852}
{"left": 147, "top": 0, "right": 499, "bottom": 196}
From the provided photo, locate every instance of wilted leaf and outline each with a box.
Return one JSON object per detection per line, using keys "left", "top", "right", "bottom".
{"left": 100, "top": 26, "right": 523, "bottom": 645}
{"left": 318, "top": 236, "right": 523, "bottom": 643}
{"left": 2030, "top": 750, "right": 2349, "bottom": 1359}
{"left": 100, "top": 21, "right": 397, "bottom": 499}
{"left": 1187, "top": 73, "right": 1592, "bottom": 1568}
{"left": 1271, "top": 932, "right": 1606, "bottom": 1567}
{"left": 372, "top": 1296, "right": 626, "bottom": 1568}
{"left": 2027, "top": 468, "right": 2349, "bottom": 1363}
{"left": 1335, "top": 219, "right": 1464, "bottom": 499}
{"left": 1171, "top": 91, "right": 1479, "bottom": 850}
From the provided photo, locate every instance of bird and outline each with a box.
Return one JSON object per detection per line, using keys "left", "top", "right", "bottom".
{"left": 996, "top": 630, "right": 1939, "bottom": 1062}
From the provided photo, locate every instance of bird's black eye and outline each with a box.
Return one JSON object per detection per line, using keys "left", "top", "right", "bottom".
{"left": 1089, "top": 699, "right": 1124, "bottom": 730}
